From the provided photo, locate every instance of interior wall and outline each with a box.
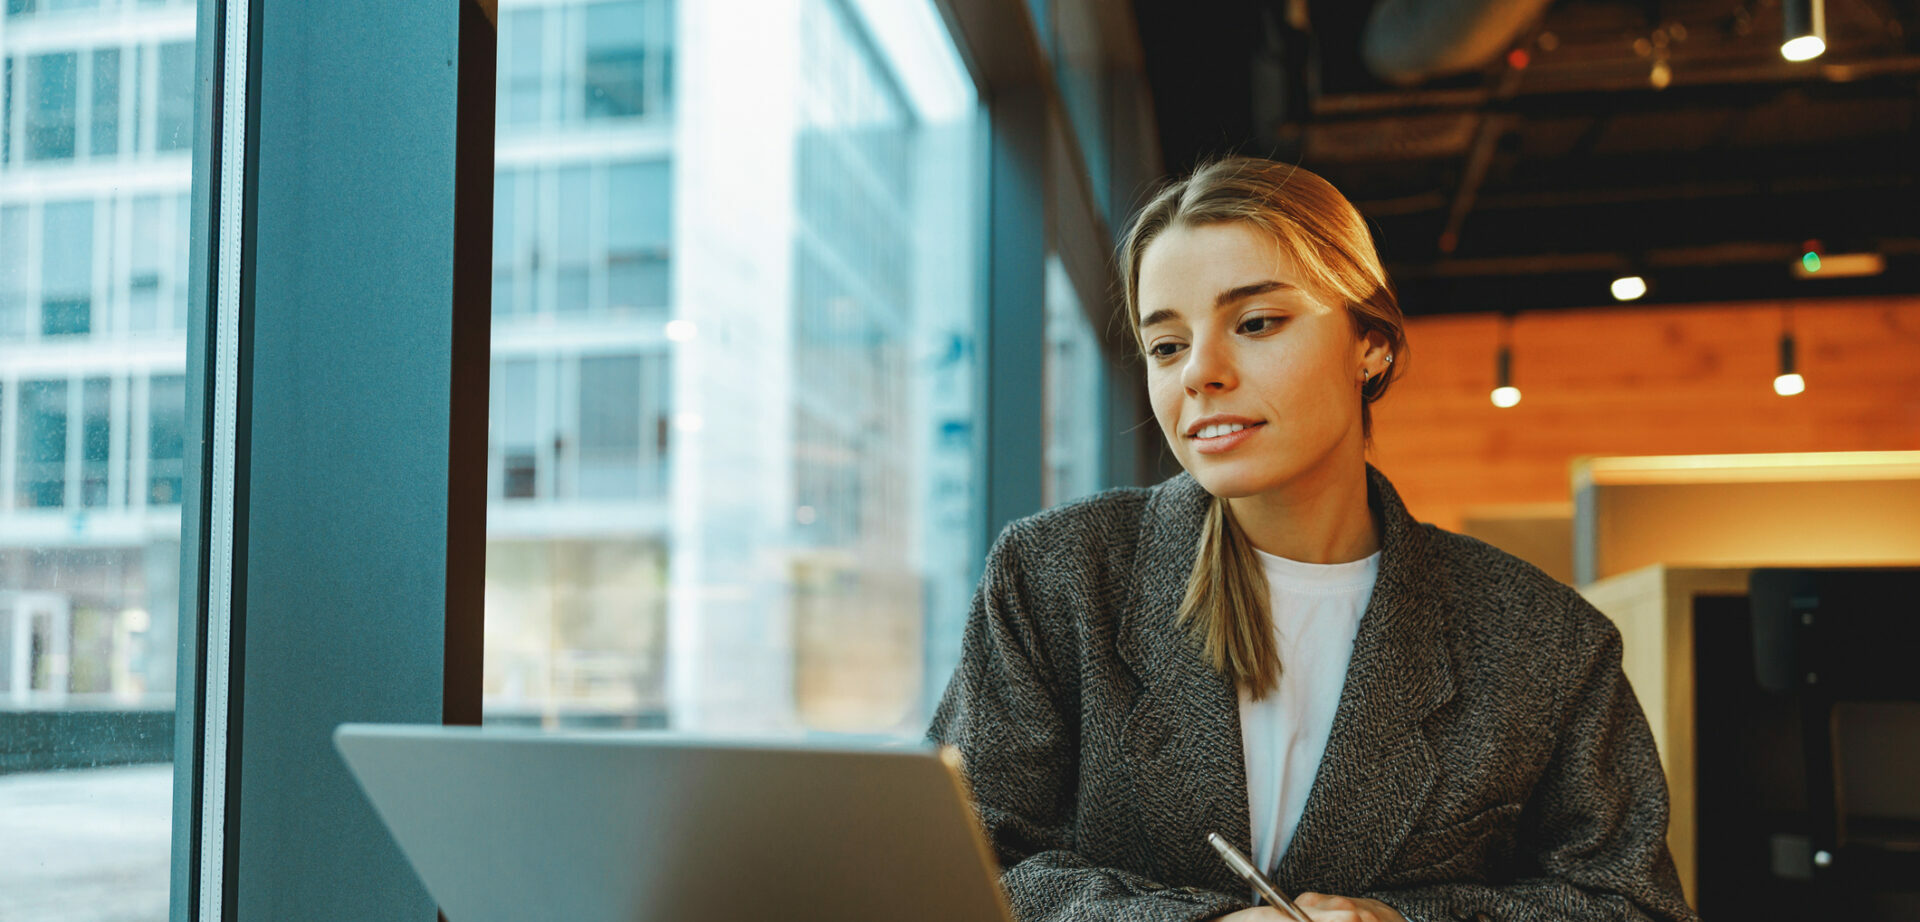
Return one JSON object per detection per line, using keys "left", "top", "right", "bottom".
{"left": 1367, "top": 295, "right": 1920, "bottom": 532}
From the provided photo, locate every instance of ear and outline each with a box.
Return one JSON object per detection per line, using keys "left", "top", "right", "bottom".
{"left": 1355, "top": 329, "right": 1391, "bottom": 368}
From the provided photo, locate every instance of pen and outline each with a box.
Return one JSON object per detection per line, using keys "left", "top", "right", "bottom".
{"left": 1205, "top": 832, "right": 1312, "bottom": 922}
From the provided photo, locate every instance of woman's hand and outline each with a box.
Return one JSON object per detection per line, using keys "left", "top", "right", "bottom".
{"left": 1293, "top": 892, "right": 1407, "bottom": 921}
{"left": 1215, "top": 893, "right": 1407, "bottom": 922}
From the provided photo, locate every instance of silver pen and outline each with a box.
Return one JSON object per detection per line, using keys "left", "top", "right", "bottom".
{"left": 1206, "top": 832, "right": 1312, "bottom": 922}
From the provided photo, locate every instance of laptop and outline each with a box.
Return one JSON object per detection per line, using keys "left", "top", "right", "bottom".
{"left": 334, "top": 723, "right": 1015, "bottom": 922}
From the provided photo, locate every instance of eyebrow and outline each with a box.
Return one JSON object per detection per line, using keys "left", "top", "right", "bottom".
{"left": 1139, "top": 280, "right": 1296, "bottom": 330}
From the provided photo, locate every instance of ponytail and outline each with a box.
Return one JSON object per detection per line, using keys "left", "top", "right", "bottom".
{"left": 1178, "top": 495, "right": 1280, "bottom": 699}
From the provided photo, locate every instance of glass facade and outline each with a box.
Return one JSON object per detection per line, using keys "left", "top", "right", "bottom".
{"left": 0, "top": 0, "right": 194, "bottom": 919}
{"left": 483, "top": 0, "right": 983, "bottom": 736}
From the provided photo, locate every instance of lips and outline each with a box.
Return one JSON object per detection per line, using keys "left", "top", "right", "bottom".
{"left": 1184, "top": 415, "right": 1265, "bottom": 438}
{"left": 1189, "top": 421, "right": 1265, "bottom": 455}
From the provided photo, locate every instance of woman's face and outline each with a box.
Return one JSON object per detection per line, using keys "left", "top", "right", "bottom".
{"left": 1137, "top": 220, "right": 1380, "bottom": 499}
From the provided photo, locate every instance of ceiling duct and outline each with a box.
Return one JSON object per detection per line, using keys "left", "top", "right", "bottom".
{"left": 1361, "top": 0, "right": 1554, "bottom": 86}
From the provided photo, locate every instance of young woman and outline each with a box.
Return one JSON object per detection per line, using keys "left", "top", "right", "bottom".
{"left": 929, "top": 157, "right": 1695, "bottom": 922}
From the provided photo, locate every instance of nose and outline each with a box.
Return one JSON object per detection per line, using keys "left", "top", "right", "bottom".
{"left": 1180, "top": 330, "right": 1237, "bottom": 394}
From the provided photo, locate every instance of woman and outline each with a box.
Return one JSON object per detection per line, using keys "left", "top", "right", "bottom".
{"left": 928, "top": 157, "right": 1696, "bottom": 922}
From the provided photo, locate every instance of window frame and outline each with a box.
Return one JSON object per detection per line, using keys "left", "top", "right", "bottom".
{"left": 171, "top": 0, "right": 492, "bottom": 919}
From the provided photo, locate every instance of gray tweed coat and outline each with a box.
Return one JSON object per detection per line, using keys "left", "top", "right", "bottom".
{"left": 928, "top": 464, "right": 1697, "bottom": 922}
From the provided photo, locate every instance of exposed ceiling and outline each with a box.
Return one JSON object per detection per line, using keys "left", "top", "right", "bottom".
{"left": 1131, "top": 0, "right": 1920, "bottom": 316}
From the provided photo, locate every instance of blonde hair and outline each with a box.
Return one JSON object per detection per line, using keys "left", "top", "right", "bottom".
{"left": 1119, "top": 156, "right": 1408, "bottom": 699}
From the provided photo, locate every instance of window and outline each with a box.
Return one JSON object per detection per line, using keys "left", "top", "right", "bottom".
{"left": 90, "top": 49, "right": 119, "bottom": 157}
{"left": 128, "top": 196, "right": 165, "bottom": 332}
{"left": 154, "top": 42, "right": 191, "bottom": 152}
{"left": 26, "top": 52, "right": 77, "bottom": 161}
{"left": 604, "top": 160, "right": 670, "bottom": 312}
{"left": 80, "top": 377, "right": 110, "bottom": 507}
{"left": 502, "top": 9, "right": 544, "bottom": 126}
{"left": 1043, "top": 254, "right": 1104, "bottom": 506}
{"left": 41, "top": 200, "right": 93, "bottom": 336}
{"left": 484, "top": 0, "right": 982, "bottom": 734}
{"left": 582, "top": 1, "right": 658, "bottom": 119}
{"left": 16, "top": 379, "right": 68, "bottom": 508}
{"left": 0, "top": 1, "right": 193, "bottom": 917}
{"left": 146, "top": 374, "right": 183, "bottom": 506}
{"left": 0, "top": 206, "right": 25, "bottom": 337}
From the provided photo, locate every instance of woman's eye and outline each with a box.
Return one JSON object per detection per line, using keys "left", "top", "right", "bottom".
{"left": 1239, "top": 316, "right": 1284, "bottom": 334}
{"left": 1148, "top": 342, "right": 1183, "bottom": 358}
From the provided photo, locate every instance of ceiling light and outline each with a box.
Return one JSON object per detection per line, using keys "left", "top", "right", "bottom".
{"left": 1782, "top": 0, "right": 1826, "bottom": 61}
{"left": 1774, "top": 329, "right": 1804, "bottom": 397}
{"left": 1611, "top": 275, "right": 1648, "bottom": 301}
{"left": 1491, "top": 317, "right": 1520, "bottom": 408}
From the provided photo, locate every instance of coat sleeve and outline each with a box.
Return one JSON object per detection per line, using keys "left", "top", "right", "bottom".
{"left": 928, "top": 520, "right": 1249, "bottom": 922}
{"left": 1362, "top": 596, "right": 1699, "bottom": 922}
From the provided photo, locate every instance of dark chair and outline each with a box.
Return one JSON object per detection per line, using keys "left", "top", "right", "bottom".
{"left": 1748, "top": 568, "right": 1920, "bottom": 896}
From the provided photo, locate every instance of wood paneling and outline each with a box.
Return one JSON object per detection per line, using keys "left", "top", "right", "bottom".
{"left": 1369, "top": 296, "right": 1920, "bottom": 531}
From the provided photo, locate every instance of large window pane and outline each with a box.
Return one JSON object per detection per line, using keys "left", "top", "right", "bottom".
{"left": 485, "top": 0, "right": 982, "bottom": 734}
{"left": 0, "top": 3, "right": 192, "bottom": 920}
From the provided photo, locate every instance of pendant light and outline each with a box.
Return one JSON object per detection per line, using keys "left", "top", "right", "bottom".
{"left": 1491, "top": 313, "right": 1521, "bottom": 408}
{"left": 1782, "top": 0, "right": 1827, "bottom": 62}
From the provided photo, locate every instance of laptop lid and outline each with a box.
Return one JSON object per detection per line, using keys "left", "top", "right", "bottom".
{"left": 334, "top": 724, "right": 1013, "bottom": 922}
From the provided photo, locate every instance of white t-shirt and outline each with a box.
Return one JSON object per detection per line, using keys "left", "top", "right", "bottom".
{"left": 1238, "top": 545, "right": 1380, "bottom": 878}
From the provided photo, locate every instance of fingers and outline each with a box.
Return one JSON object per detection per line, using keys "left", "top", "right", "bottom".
{"left": 1292, "top": 892, "right": 1389, "bottom": 922}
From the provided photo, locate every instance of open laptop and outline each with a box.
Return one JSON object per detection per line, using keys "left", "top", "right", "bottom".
{"left": 334, "top": 724, "right": 1015, "bottom": 922}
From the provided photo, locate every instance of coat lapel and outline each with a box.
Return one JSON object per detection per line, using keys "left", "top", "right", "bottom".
{"left": 1271, "top": 465, "right": 1454, "bottom": 894}
{"left": 1117, "top": 472, "right": 1250, "bottom": 895}
{"left": 1117, "top": 465, "right": 1455, "bottom": 897}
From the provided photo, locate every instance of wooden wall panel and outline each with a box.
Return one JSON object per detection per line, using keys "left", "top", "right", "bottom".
{"left": 1368, "top": 296, "right": 1920, "bottom": 531}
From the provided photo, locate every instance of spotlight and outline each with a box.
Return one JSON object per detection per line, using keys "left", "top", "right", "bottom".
{"left": 1774, "top": 330, "right": 1805, "bottom": 396}
{"left": 1611, "top": 276, "right": 1648, "bottom": 301}
{"left": 1782, "top": 0, "right": 1826, "bottom": 61}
